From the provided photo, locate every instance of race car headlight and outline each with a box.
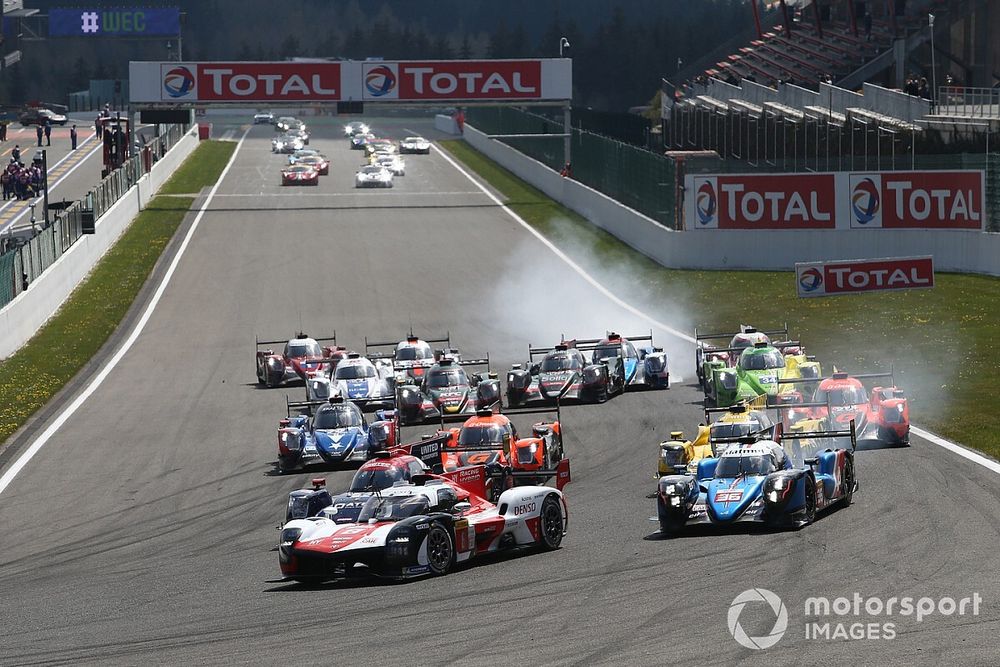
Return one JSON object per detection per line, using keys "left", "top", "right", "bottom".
{"left": 645, "top": 356, "right": 666, "bottom": 372}
{"left": 773, "top": 477, "right": 786, "bottom": 491}
{"left": 287, "top": 496, "right": 310, "bottom": 520}
{"left": 583, "top": 366, "right": 604, "bottom": 384}
{"left": 719, "top": 371, "right": 738, "bottom": 390}
{"left": 279, "top": 527, "right": 302, "bottom": 546}
{"left": 669, "top": 496, "right": 681, "bottom": 507}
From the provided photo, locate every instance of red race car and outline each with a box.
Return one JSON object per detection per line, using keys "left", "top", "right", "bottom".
{"left": 437, "top": 406, "right": 567, "bottom": 501}
{"left": 783, "top": 370, "right": 909, "bottom": 446}
{"left": 295, "top": 154, "right": 330, "bottom": 175}
{"left": 255, "top": 332, "right": 342, "bottom": 388}
{"left": 281, "top": 163, "right": 319, "bottom": 186}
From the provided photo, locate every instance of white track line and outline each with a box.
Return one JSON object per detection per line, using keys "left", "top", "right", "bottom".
{"left": 0, "top": 129, "right": 249, "bottom": 496}
{"left": 431, "top": 144, "right": 696, "bottom": 345}
{"left": 434, "top": 142, "right": 1000, "bottom": 475}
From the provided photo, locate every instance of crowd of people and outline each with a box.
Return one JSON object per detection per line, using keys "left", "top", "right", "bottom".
{"left": 1, "top": 150, "right": 44, "bottom": 201}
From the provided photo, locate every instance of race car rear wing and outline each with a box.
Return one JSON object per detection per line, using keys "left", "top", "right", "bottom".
{"left": 707, "top": 422, "right": 784, "bottom": 451}
{"left": 285, "top": 395, "right": 395, "bottom": 417}
{"left": 256, "top": 332, "right": 337, "bottom": 349}
{"left": 701, "top": 340, "right": 803, "bottom": 356}
{"left": 777, "top": 366, "right": 895, "bottom": 386}
{"left": 694, "top": 323, "right": 788, "bottom": 342}
{"left": 390, "top": 433, "right": 449, "bottom": 470}
{"left": 562, "top": 331, "right": 655, "bottom": 349}
{"left": 784, "top": 419, "right": 857, "bottom": 453}
{"left": 364, "top": 332, "right": 451, "bottom": 352}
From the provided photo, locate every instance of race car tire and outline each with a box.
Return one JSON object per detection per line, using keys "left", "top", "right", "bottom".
{"left": 802, "top": 476, "right": 817, "bottom": 526}
{"left": 538, "top": 494, "right": 564, "bottom": 550}
{"left": 841, "top": 457, "right": 855, "bottom": 506}
{"left": 425, "top": 523, "right": 454, "bottom": 576}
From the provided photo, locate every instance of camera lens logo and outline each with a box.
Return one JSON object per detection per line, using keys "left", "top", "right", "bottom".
{"left": 851, "top": 177, "right": 880, "bottom": 225}
{"left": 365, "top": 65, "right": 397, "bottom": 97}
{"left": 799, "top": 267, "right": 823, "bottom": 292}
{"left": 696, "top": 180, "right": 717, "bottom": 226}
{"left": 728, "top": 588, "right": 788, "bottom": 650}
{"left": 163, "top": 66, "right": 196, "bottom": 99}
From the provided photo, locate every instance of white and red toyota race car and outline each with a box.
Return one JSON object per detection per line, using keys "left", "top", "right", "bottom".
{"left": 277, "top": 461, "right": 570, "bottom": 582}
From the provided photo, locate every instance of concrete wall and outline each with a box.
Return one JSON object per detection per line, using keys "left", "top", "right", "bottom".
{"left": 0, "top": 126, "right": 200, "bottom": 359}
{"left": 464, "top": 123, "right": 1000, "bottom": 277}
{"left": 434, "top": 114, "right": 461, "bottom": 135}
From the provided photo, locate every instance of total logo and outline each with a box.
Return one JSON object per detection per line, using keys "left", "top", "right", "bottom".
{"left": 163, "top": 65, "right": 196, "bottom": 99}
{"left": 363, "top": 63, "right": 399, "bottom": 99}
{"left": 850, "top": 175, "right": 882, "bottom": 227}
{"left": 693, "top": 177, "right": 718, "bottom": 228}
{"left": 798, "top": 267, "right": 823, "bottom": 293}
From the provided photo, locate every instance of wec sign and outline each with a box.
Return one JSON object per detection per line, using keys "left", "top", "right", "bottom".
{"left": 686, "top": 170, "right": 985, "bottom": 230}
{"left": 130, "top": 58, "right": 572, "bottom": 104}
{"left": 795, "top": 256, "right": 934, "bottom": 297}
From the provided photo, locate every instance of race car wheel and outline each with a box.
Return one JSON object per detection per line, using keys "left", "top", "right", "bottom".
{"left": 841, "top": 457, "right": 855, "bottom": 506}
{"left": 802, "top": 476, "right": 817, "bottom": 525}
{"left": 538, "top": 495, "right": 564, "bottom": 550}
{"left": 425, "top": 523, "right": 454, "bottom": 576}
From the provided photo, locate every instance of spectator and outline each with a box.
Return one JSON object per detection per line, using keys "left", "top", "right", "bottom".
{"left": 11, "top": 144, "right": 20, "bottom": 162}
{"left": 0, "top": 121, "right": 6, "bottom": 142}
{"left": 864, "top": 3, "right": 873, "bottom": 40}
{"left": 35, "top": 124, "right": 43, "bottom": 147}
{"left": 918, "top": 77, "right": 929, "bottom": 99}
{"left": 1, "top": 168, "right": 9, "bottom": 200}
{"left": 44, "top": 119, "right": 52, "bottom": 146}
{"left": 95, "top": 116, "right": 103, "bottom": 140}
{"left": 560, "top": 162, "right": 573, "bottom": 178}
{"left": 21, "top": 272, "right": 28, "bottom": 292}
{"left": 70, "top": 124, "right": 78, "bottom": 150}
{"left": 454, "top": 108, "right": 465, "bottom": 134}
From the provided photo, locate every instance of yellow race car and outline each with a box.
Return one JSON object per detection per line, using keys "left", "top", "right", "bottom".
{"left": 657, "top": 400, "right": 780, "bottom": 476}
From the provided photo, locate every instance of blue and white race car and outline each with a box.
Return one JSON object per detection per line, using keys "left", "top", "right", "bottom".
{"left": 305, "top": 353, "right": 394, "bottom": 407}
{"left": 574, "top": 332, "right": 670, "bottom": 390}
{"left": 655, "top": 422, "right": 857, "bottom": 535}
{"left": 276, "top": 397, "right": 399, "bottom": 473}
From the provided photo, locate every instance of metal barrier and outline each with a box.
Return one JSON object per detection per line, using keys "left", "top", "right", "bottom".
{"left": 937, "top": 87, "right": 1000, "bottom": 118}
{"left": 466, "top": 107, "right": 676, "bottom": 227}
{"left": 0, "top": 123, "right": 189, "bottom": 308}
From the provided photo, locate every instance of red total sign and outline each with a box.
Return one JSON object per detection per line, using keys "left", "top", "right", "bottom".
{"left": 795, "top": 256, "right": 934, "bottom": 297}
{"left": 370, "top": 60, "right": 542, "bottom": 101}
{"left": 696, "top": 174, "right": 837, "bottom": 229}
{"left": 167, "top": 63, "right": 342, "bottom": 102}
{"left": 881, "top": 172, "right": 983, "bottom": 229}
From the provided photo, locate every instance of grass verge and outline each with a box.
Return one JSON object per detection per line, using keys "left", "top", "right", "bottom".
{"left": 0, "top": 140, "right": 235, "bottom": 446}
{"left": 158, "top": 141, "right": 236, "bottom": 195}
{"left": 440, "top": 139, "right": 1000, "bottom": 457}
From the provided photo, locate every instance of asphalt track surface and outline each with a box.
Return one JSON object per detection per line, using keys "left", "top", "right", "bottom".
{"left": 1, "top": 117, "right": 998, "bottom": 666}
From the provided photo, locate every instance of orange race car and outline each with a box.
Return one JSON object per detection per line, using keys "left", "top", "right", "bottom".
{"left": 435, "top": 406, "right": 569, "bottom": 502}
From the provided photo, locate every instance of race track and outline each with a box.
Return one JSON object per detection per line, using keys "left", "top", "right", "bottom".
{"left": 1, "top": 117, "right": 997, "bottom": 665}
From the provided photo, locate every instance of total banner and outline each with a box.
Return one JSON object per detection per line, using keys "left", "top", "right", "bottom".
{"left": 795, "top": 256, "right": 935, "bottom": 297}
{"left": 129, "top": 59, "right": 572, "bottom": 104}
{"left": 686, "top": 170, "right": 984, "bottom": 231}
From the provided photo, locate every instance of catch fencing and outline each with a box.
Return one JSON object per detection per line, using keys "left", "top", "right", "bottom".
{"left": 466, "top": 107, "right": 676, "bottom": 228}
{"left": 0, "top": 122, "right": 189, "bottom": 307}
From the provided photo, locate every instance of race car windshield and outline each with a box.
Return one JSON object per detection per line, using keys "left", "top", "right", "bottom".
{"left": 541, "top": 354, "right": 581, "bottom": 372}
{"left": 314, "top": 405, "right": 363, "bottom": 429}
{"left": 358, "top": 495, "right": 430, "bottom": 522}
{"left": 349, "top": 465, "right": 406, "bottom": 491}
{"left": 335, "top": 364, "right": 376, "bottom": 380}
{"left": 815, "top": 385, "right": 868, "bottom": 406}
{"left": 715, "top": 454, "right": 775, "bottom": 477}
{"left": 397, "top": 345, "right": 433, "bottom": 361}
{"left": 360, "top": 166, "right": 382, "bottom": 174}
{"left": 711, "top": 422, "right": 756, "bottom": 439}
{"left": 593, "top": 345, "right": 624, "bottom": 361}
{"left": 740, "top": 350, "right": 785, "bottom": 370}
{"left": 458, "top": 424, "right": 506, "bottom": 446}
{"left": 286, "top": 341, "right": 321, "bottom": 358}
{"left": 428, "top": 368, "right": 468, "bottom": 387}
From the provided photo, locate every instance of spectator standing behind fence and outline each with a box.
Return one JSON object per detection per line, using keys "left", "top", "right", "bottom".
{"left": 70, "top": 124, "right": 78, "bottom": 150}
{"left": 35, "top": 124, "right": 43, "bottom": 147}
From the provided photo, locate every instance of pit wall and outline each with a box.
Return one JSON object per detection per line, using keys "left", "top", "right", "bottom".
{"left": 0, "top": 126, "right": 200, "bottom": 359}
{"left": 463, "top": 123, "right": 1000, "bottom": 276}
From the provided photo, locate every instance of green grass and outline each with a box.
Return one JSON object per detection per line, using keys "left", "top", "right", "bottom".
{"left": 158, "top": 141, "right": 236, "bottom": 194}
{"left": 440, "top": 139, "right": 1000, "bottom": 457}
{"left": 0, "top": 140, "right": 235, "bottom": 446}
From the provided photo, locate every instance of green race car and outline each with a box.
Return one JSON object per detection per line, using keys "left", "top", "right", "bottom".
{"left": 706, "top": 341, "right": 821, "bottom": 407}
